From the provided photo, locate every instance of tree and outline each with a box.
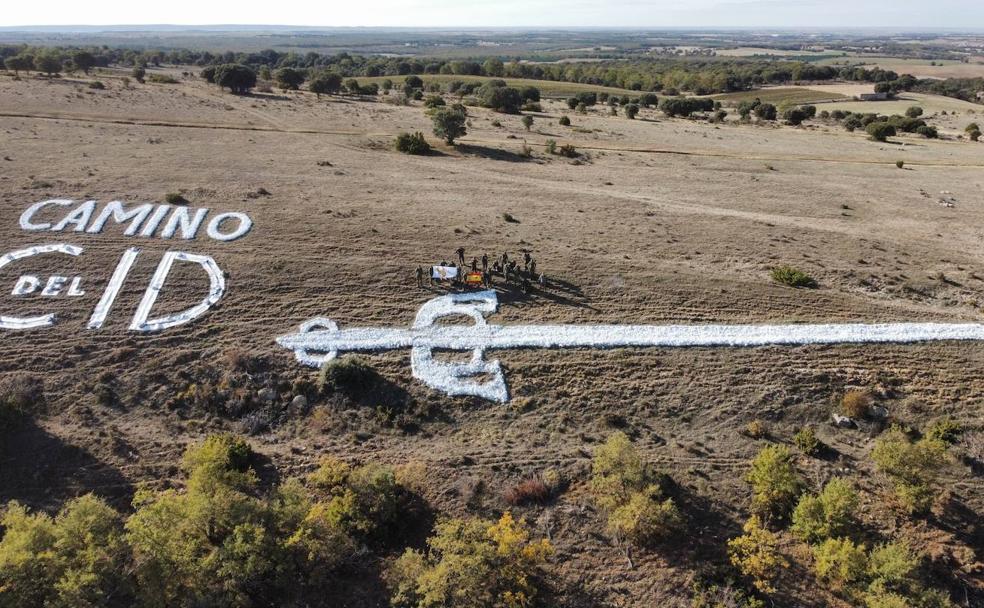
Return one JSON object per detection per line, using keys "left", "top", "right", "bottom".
{"left": 813, "top": 537, "right": 869, "bottom": 587}
{"left": 4, "top": 55, "right": 33, "bottom": 75}
{"left": 638, "top": 92, "right": 658, "bottom": 107}
{"left": 70, "top": 51, "right": 95, "bottom": 75}
{"left": 482, "top": 58, "right": 504, "bottom": 77}
{"left": 866, "top": 122, "right": 896, "bottom": 142}
{"left": 344, "top": 78, "right": 360, "bottom": 94}
{"left": 431, "top": 107, "right": 467, "bottom": 144}
{"left": 404, "top": 75, "right": 423, "bottom": 90}
{"left": 132, "top": 66, "right": 146, "bottom": 83}
{"left": 745, "top": 444, "right": 802, "bottom": 520}
{"left": 783, "top": 108, "right": 808, "bottom": 125}
{"left": 34, "top": 52, "right": 63, "bottom": 76}
{"left": 905, "top": 106, "right": 923, "bottom": 118}
{"left": 309, "top": 73, "right": 342, "bottom": 98}
{"left": 0, "top": 495, "right": 132, "bottom": 607}
{"left": 521, "top": 115, "right": 533, "bottom": 131}
{"left": 477, "top": 81, "right": 522, "bottom": 113}
{"left": 755, "top": 103, "right": 777, "bottom": 121}
{"left": 624, "top": 103, "right": 639, "bottom": 119}
{"left": 791, "top": 477, "right": 859, "bottom": 543}
{"left": 214, "top": 64, "right": 257, "bottom": 94}
{"left": 385, "top": 513, "right": 552, "bottom": 608}
{"left": 200, "top": 66, "right": 216, "bottom": 83}
{"left": 519, "top": 86, "right": 540, "bottom": 102}
{"left": 871, "top": 427, "right": 949, "bottom": 515}
{"left": 590, "top": 432, "right": 682, "bottom": 546}
{"left": 275, "top": 67, "right": 305, "bottom": 91}
{"left": 728, "top": 515, "right": 788, "bottom": 594}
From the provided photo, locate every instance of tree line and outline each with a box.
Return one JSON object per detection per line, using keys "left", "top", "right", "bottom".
{"left": 6, "top": 43, "right": 978, "bottom": 98}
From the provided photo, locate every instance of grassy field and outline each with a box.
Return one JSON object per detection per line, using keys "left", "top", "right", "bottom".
{"left": 815, "top": 55, "right": 984, "bottom": 79}
{"left": 358, "top": 74, "right": 642, "bottom": 98}
{"left": 712, "top": 86, "right": 848, "bottom": 106}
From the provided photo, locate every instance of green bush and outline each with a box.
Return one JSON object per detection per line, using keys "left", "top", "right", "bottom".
{"left": 558, "top": 115, "right": 571, "bottom": 126}
{"left": 274, "top": 67, "right": 305, "bottom": 91}
{"left": 813, "top": 537, "right": 869, "bottom": 587}
{"left": 309, "top": 73, "right": 342, "bottom": 97}
{"left": 147, "top": 74, "right": 178, "bottom": 84}
{"left": 131, "top": 66, "right": 146, "bottom": 83}
{"left": 871, "top": 427, "right": 949, "bottom": 515}
{"left": 386, "top": 512, "right": 552, "bottom": 608}
{"left": 394, "top": 132, "right": 431, "bottom": 155}
{"left": 791, "top": 477, "right": 858, "bottom": 543}
{"left": 969, "top": 129, "right": 982, "bottom": 142}
{"left": 745, "top": 444, "right": 802, "bottom": 520}
{"left": 916, "top": 125, "right": 938, "bottom": 139}
{"left": 423, "top": 95, "right": 445, "bottom": 108}
{"left": 624, "top": 103, "right": 640, "bottom": 119}
{"left": 164, "top": 192, "right": 188, "bottom": 205}
{"left": 754, "top": 103, "right": 777, "bottom": 121}
{"left": 521, "top": 115, "right": 533, "bottom": 130}
{"left": 770, "top": 265, "right": 817, "bottom": 288}
{"left": 558, "top": 143, "right": 579, "bottom": 158}
{"left": 545, "top": 139, "right": 557, "bottom": 154}
{"left": 925, "top": 417, "right": 962, "bottom": 445}
{"left": 88, "top": 80, "right": 105, "bottom": 89}
{"left": 905, "top": 106, "right": 923, "bottom": 118}
{"left": 659, "top": 96, "right": 715, "bottom": 117}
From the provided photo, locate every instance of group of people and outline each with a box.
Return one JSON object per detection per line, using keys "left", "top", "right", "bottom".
{"left": 415, "top": 247, "right": 546, "bottom": 293}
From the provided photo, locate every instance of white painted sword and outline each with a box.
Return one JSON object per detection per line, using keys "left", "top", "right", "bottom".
{"left": 276, "top": 290, "right": 984, "bottom": 403}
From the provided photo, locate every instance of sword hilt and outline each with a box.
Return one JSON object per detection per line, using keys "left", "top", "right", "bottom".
{"left": 288, "top": 317, "right": 340, "bottom": 367}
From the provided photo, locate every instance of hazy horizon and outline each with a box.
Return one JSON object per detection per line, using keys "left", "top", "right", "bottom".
{"left": 3, "top": 0, "right": 984, "bottom": 30}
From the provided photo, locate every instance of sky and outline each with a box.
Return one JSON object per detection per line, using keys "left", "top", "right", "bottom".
{"left": 2, "top": 0, "right": 984, "bottom": 29}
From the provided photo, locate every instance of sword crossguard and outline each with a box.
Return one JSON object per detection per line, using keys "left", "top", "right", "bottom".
{"left": 411, "top": 290, "right": 508, "bottom": 403}
{"left": 277, "top": 291, "right": 510, "bottom": 402}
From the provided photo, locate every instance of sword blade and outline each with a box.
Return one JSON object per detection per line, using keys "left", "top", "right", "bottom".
{"left": 277, "top": 322, "right": 984, "bottom": 355}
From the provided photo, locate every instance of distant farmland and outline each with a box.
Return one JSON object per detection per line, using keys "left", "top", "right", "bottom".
{"left": 713, "top": 86, "right": 848, "bottom": 106}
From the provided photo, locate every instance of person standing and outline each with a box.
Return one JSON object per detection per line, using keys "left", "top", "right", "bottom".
{"left": 456, "top": 247, "right": 465, "bottom": 267}
{"left": 415, "top": 266, "right": 424, "bottom": 288}
{"left": 481, "top": 253, "right": 488, "bottom": 271}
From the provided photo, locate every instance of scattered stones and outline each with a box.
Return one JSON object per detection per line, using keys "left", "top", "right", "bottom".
{"left": 257, "top": 387, "right": 276, "bottom": 402}
{"left": 832, "top": 413, "right": 856, "bottom": 428}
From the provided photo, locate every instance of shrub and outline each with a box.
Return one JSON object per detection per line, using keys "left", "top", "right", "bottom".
{"left": 801, "top": 105, "right": 817, "bottom": 118}
{"left": 813, "top": 537, "right": 869, "bottom": 587}
{"left": 905, "top": 106, "right": 923, "bottom": 118}
{"left": 504, "top": 475, "right": 551, "bottom": 506}
{"left": 164, "top": 192, "right": 188, "bottom": 205}
{"left": 318, "top": 356, "right": 377, "bottom": 393}
{"left": 728, "top": 515, "right": 788, "bottom": 594}
{"left": 966, "top": 122, "right": 980, "bottom": 133}
{"left": 431, "top": 107, "right": 467, "bottom": 144}
{"left": 840, "top": 390, "right": 871, "bottom": 418}
{"left": 638, "top": 92, "right": 658, "bottom": 108}
{"left": 624, "top": 103, "right": 639, "bottom": 119}
{"left": 394, "top": 131, "right": 431, "bottom": 155}
{"left": 925, "top": 417, "right": 962, "bottom": 445}
{"left": 745, "top": 444, "right": 802, "bottom": 520}
{"left": 659, "top": 97, "right": 715, "bottom": 117}
{"left": 0, "top": 373, "right": 43, "bottom": 431}
{"left": 131, "top": 66, "right": 146, "bottom": 83}
{"left": 147, "top": 74, "right": 178, "bottom": 84}
{"left": 784, "top": 108, "right": 808, "bottom": 125}
{"left": 545, "top": 139, "right": 557, "bottom": 154}
{"left": 970, "top": 129, "right": 982, "bottom": 142}
{"left": 423, "top": 95, "right": 445, "bottom": 108}
{"left": 746, "top": 419, "right": 767, "bottom": 438}
{"left": 896, "top": 160, "right": 905, "bottom": 169}
{"left": 386, "top": 512, "right": 552, "bottom": 608}
{"left": 916, "top": 125, "right": 938, "bottom": 138}
{"left": 558, "top": 115, "right": 571, "bottom": 126}
{"left": 791, "top": 478, "right": 858, "bottom": 543}
{"left": 871, "top": 427, "right": 949, "bottom": 515}
{"left": 88, "top": 80, "right": 105, "bottom": 89}
{"left": 770, "top": 265, "right": 817, "bottom": 288}
{"left": 844, "top": 115, "right": 864, "bottom": 132}
{"left": 519, "top": 86, "right": 540, "bottom": 102}
{"left": 576, "top": 102, "right": 587, "bottom": 114}
{"left": 590, "top": 432, "right": 681, "bottom": 545}
{"left": 521, "top": 115, "right": 533, "bottom": 131}
{"left": 866, "top": 122, "right": 896, "bottom": 142}
{"left": 794, "top": 426, "right": 820, "bottom": 456}
{"left": 754, "top": 103, "right": 777, "bottom": 121}
{"left": 558, "top": 143, "right": 579, "bottom": 158}
{"left": 607, "top": 487, "right": 683, "bottom": 546}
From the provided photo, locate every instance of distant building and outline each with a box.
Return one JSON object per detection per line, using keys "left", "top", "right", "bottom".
{"left": 858, "top": 92, "right": 890, "bottom": 101}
